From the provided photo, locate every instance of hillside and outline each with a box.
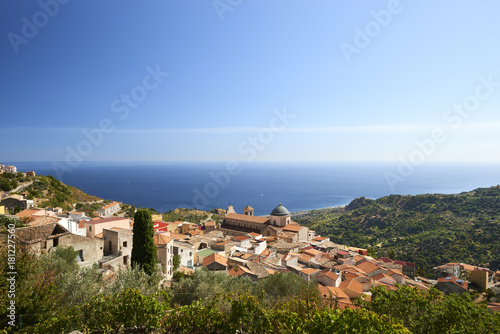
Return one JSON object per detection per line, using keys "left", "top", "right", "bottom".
{"left": 295, "top": 186, "right": 500, "bottom": 275}
{"left": 1, "top": 173, "right": 101, "bottom": 212}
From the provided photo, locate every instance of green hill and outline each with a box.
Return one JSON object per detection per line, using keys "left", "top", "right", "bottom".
{"left": 1, "top": 173, "right": 101, "bottom": 212}
{"left": 295, "top": 186, "right": 500, "bottom": 275}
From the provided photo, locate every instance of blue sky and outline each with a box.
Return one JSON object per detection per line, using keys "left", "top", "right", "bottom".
{"left": 1, "top": 0, "right": 500, "bottom": 162}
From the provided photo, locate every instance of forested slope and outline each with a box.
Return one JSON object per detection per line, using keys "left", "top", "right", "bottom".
{"left": 296, "top": 186, "right": 500, "bottom": 275}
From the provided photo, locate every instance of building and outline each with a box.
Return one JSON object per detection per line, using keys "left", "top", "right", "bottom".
{"left": 317, "top": 270, "right": 342, "bottom": 287}
{"left": 435, "top": 276, "right": 468, "bottom": 295}
{"left": 203, "top": 253, "right": 228, "bottom": 271}
{"left": 154, "top": 233, "right": 174, "bottom": 279}
{"left": 221, "top": 203, "right": 309, "bottom": 241}
{"left": 173, "top": 240, "right": 196, "bottom": 268}
{"left": 15, "top": 223, "right": 103, "bottom": 263}
{"left": 204, "top": 221, "right": 217, "bottom": 233}
{"left": 298, "top": 268, "right": 320, "bottom": 283}
{"left": 83, "top": 217, "right": 131, "bottom": 239}
{"left": 68, "top": 211, "right": 88, "bottom": 222}
{"left": 5, "top": 166, "right": 17, "bottom": 173}
{"left": 98, "top": 201, "right": 121, "bottom": 218}
{"left": 434, "top": 263, "right": 461, "bottom": 279}
{"left": 1, "top": 196, "right": 34, "bottom": 211}
{"left": 470, "top": 269, "right": 489, "bottom": 291}
{"left": 0, "top": 205, "right": 5, "bottom": 214}
{"left": 26, "top": 171, "right": 36, "bottom": 178}
{"left": 103, "top": 227, "right": 133, "bottom": 260}
{"left": 195, "top": 248, "right": 217, "bottom": 266}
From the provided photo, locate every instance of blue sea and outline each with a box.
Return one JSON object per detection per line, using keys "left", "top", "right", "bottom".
{"left": 5, "top": 161, "right": 500, "bottom": 216}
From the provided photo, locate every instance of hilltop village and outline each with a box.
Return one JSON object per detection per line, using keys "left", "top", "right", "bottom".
{"left": 1, "top": 164, "right": 500, "bottom": 312}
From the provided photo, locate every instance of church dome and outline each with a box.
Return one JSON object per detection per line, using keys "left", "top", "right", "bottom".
{"left": 270, "top": 203, "right": 290, "bottom": 216}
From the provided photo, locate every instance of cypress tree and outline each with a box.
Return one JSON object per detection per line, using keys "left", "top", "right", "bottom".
{"left": 131, "top": 209, "right": 157, "bottom": 275}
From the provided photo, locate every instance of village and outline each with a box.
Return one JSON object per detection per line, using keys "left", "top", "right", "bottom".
{"left": 1, "top": 164, "right": 500, "bottom": 313}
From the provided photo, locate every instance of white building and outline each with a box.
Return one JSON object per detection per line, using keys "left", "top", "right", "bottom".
{"left": 98, "top": 201, "right": 121, "bottom": 218}
{"left": 173, "top": 240, "right": 195, "bottom": 268}
{"left": 57, "top": 218, "right": 86, "bottom": 236}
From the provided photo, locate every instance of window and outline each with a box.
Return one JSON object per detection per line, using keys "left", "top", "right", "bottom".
{"left": 89, "top": 226, "right": 92, "bottom": 232}
{"left": 123, "top": 241, "right": 127, "bottom": 248}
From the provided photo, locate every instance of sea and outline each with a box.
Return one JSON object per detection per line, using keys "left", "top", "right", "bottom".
{"left": 5, "top": 161, "right": 499, "bottom": 216}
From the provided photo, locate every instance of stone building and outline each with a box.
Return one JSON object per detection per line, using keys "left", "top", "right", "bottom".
{"left": 220, "top": 203, "right": 310, "bottom": 242}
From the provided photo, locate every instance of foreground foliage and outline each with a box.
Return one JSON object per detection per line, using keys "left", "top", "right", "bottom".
{"left": 2, "top": 246, "right": 498, "bottom": 333}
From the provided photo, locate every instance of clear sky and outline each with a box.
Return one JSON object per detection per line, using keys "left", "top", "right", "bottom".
{"left": 1, "top": 0, "right": 500, "bottom": 162}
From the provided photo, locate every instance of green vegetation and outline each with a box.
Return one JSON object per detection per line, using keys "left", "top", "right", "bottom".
{"left": 0, "top": 173, "right": 102, "bottom": 212}
{"left": 162, "top": 207, "right": 212, "bottom": 224}
{"left": 295, "top": 186, "right": 500, "bottom": 274}
{"left": 2, "top": 245, "right": 498, "bottom": 333}
{"left": 0, "top": 172, "right": 27, "bottom": 192}
{"left": 131, "top": 209, "right": 157, "bottom": 275}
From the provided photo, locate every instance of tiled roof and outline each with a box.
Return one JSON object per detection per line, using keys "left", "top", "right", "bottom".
{"left": 339, "top": 279, "right": 363, "bottom": 296}
{"left": 282, "top": 224, "right": 304, "bottom": 232}
{"left": 203, "top": 253, "right": 227, "bottom": 267}
{"left": 318, "top": 284, "right": 350, "bottom": 301}
{"left": 225, "top": 213, "right": 269, "bottom": 224}
{"left": 153, "top": 233, "right": 173, "bottom": 246}
{"left": 232, "top": 235, "right": 251, "bottom": 242}
{"left": 15, "top": 209, "right": 42, "bottom": 218}
{"left": 318, "top": 270, "right": 339, "bottom": 281}
{"left": 300, "top": 268, "right": 319, "bottom": 275}
{"left": 229, "top": 266, "right": 254, "bottom": 277}
{"left": 437, "top": 276, "right": 468, "bottom": 289}
{"left": 84, "top": 217, "right": 128, "bottom": 225}
{"left": 356, "top": 261, "right": 382, "bottom": 274}
{"left": 101, "top": 201, "right": 120, "bottom": 210}
{"left": 372, "top": 273, "right": 396, "bottom": 283}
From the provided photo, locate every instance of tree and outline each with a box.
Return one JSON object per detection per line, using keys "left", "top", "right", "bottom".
{"left": 173, "top": 254, "right": 181, "bottom": 271}
{"left": 131, "top": 209, "right": 157, "bottom": 275}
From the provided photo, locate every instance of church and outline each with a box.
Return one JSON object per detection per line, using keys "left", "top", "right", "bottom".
{"left": 220, "top": 203, "right": 311, "bottom": 242}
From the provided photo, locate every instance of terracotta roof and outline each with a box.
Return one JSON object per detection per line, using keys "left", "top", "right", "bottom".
{"left": 305, "top": 249, "right": 322, "bottom": 256}
{"left": 169, "top": 233, "right": 188, "bottom": 240}
{"left": 94, "top": 232, "right": 103, "bottom": 239}
{"left": 232, "top": 235, "right": 251, "bottom": 242}
{"left": 299, "top": 254, "right": 313, "bottom": 263}
{"left": 229, "top": 266, "right": 255, "bottom": 277}
{"left": 318, "top": 270, "right": 339, "bottom": 281}
{"left": 69, "top": 211, "right": 85, "bottom": 215}
{"left": 282, "top": 224, "right": 304, "bottom": 232}
{"left": 378, "top": 257, "right": 393, "bottom": 263}
{"left": 372, "top": 273, "right": 396, "bottom": 283}
{"left": 300, "top": 268, "right": 319, "bottom": 275}
{"left": 225, "top": 213, "right": 269, "bottom": 224}
{"left": 205, "top": 221, "right": 215, "bottom": 226}
{"left": 16, "top": 209, "right": 42, "bottom": 218}
{"left": 101, "top": 201, "right": 120, "bottom": 210}
{"left": 203, "top": 253, "right": 227, "bottom": 267}
{"left": 339, "top": 279, "right": 363, "bottom": 297}
{"left": 153, "top": 233, "right": 173, "bottom": 246}
{"left": 437, "top": 276, "right": 468, "bottom": 289}
{"left": 318, "top": 284, "right": 350, "bottom": 301}
{"left": 84, "top": 217, "right": 129, "bottom": 225}
{"left": 356, "top": 261, "right": 382, "bottom": 274}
